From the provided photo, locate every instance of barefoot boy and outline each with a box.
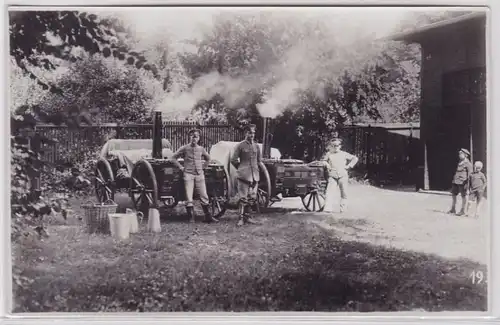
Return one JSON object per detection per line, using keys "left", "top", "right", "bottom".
{"left": 468, "top": 161, "right": 487, "bottom": 218}
{"left": 449, "top": 148, "right": 472, "bottom": 216}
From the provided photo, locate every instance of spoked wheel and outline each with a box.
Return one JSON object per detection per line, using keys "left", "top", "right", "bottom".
{"left": 301, "top": 189, "right": 326, "bottom": 212}
{"left": 256, "top": 162, "right": 271, "bottom": 211}
{"left": 95, "top": 159, "right": 115, "bottom": 203}
{"left": 129, "top": 159, "right": 158, "bottom": 217}
{"left": 208, "top": 165, "right": 230, "bottom": 219}
{"left": 164, "top": 198, "right": 179, "bottom": 209}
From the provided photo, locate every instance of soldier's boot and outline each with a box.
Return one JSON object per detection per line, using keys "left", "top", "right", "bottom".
{"left": 186, "top": 206, "right": 195, "bottom": 223}
{"left": 244, "top": 202, "right": 260, "bottom": 225}
{"left": 202, "top": 204, "right": 219, "bottom": 223}
{"left": 237, "top": 202, "right": 246, "bottom": 227}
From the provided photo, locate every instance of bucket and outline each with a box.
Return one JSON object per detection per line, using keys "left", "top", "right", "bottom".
{"left": 126, "top": 209, "right": 143, "bottom": 234}
{"left": 108, "top": 213, "right": 131, "bottom": 240}
{"left": 147, "top": 208, "right": 161, "bottom": 233}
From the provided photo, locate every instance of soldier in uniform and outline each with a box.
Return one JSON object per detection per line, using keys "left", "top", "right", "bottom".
{"left": 171, "top": 129, "right": 219, "bottom": 224}
{"left": 231, "top": 124, "right": 261, "bottom": 226}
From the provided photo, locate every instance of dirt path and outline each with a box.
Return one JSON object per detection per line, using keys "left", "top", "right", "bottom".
{"left": 272, "top": 184, "right": 489, "bottom": 265}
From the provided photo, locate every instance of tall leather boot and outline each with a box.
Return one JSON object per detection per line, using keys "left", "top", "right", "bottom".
{"left": 186, "top": 206, "right": 195, "bottom": 223}
{"left": 237, "top": 202, "right": 246, "bottom": 227}
{"left": 202, "top": 204, "right": 219, "bottom": 223}
{"left": 244, "top": 200, "right": 259, "bottom": 225}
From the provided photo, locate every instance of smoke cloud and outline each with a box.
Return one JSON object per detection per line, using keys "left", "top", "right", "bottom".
{"left": 152, "top": 10, "right": 405, "bottom": 120}
{"left": 156, "top": 70, "right": 267, "bottom": 118}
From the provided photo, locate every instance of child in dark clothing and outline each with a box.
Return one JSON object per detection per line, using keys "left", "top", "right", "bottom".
{"left": 449, "top": 148, "right": 473, "bottom": 216}
{"left": 467, "top": 161, "right": 487, "bottom": 218}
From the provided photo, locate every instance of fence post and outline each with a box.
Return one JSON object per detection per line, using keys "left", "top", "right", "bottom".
{"left": 28, "top": 135, "right": 42, "bottom": 200}
{"left": 365, "top": 125, "right": 372, "bottom": 179}
{"left": 116, "top": 125, "right": 123, "bottom": 139}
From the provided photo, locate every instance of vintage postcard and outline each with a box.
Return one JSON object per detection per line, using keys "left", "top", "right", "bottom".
{"left": 7, "top": 6, "right": 489, "bottom": 314}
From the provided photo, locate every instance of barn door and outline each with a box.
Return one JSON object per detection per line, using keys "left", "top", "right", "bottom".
{"left": 432, "top": 69, "right": 474, "bottom": 190}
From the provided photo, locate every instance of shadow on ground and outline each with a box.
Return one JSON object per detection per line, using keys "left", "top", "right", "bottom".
{"left": 13, "top": 213, "right": 487, "bottom": 313}
{"left": 264, "top": 238, "right": 486, "bottom": 312}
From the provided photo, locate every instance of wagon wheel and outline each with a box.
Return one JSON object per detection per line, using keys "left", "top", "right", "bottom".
{"left": 256, "top": 162, "right": 271, "bottom": 211}
{"left": 129, "top": 159, "right": 158, "bottom": 217}
{"left": 161, "top": 195, "right": 179, "bottom": 209}
{"left": 94, "top": 159, "right": 115, "bottom": 203}
{"left": 209, "top": 166, "right": 230, "bottom": 219}
{"left": 301, "top": 189, "right": 326, "bottom": 212}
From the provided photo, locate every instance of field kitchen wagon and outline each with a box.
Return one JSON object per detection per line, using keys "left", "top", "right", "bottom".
{"left": 94, "top": 111, "right": 230, "bottom": 219}
{"left": 210, "top": 117, "right": 328, "bottom": 212}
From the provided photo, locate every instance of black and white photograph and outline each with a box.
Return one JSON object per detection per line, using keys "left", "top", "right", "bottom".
{"left": 8, "top": 6, "right": 489, "bottom": 313}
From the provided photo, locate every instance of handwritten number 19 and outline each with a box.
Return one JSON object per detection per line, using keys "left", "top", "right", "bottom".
{"left": 470, "top": 270, "right": 484, "bottom": 284}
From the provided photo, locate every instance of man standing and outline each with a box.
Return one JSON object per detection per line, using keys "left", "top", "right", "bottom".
{"left": 323, "top": 138, "right": 359, "bottom": 213}
{"left": 231, "top": 124, "right": 261, "bottom": 226}
{"left": 171, "top": 129, "right": 218, "bottom": 223}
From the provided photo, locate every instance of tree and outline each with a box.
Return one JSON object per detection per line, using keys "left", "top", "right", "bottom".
{"left": 9, "top": 10, "right": 157, "bottom": 243}
{"left": 9, "top": 59, "right": 47, "bottom": 111}
{"left": 9, "top": 10, "right": 160, "bottom": 94}
{"left": 38, "top": 55, "right": 154, "bottom": 124}
{"left": 179, "top": 11, "right": 420, "bottom": 157}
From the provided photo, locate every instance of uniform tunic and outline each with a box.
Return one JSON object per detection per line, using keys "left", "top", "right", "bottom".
{"left": 231, "top": 140, "right": 261, "bottom": 183}
{"left": 173, "top": 144, "right": 209, "bottom": 175}
{"left": 172, "top": 143, "right": 210, "bottom": 206}
{"left": 231, "top": 140, "right": 262, "bottom": 204}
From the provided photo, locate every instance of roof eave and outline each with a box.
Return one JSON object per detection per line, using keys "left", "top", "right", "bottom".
{"left": 384, "top": 11, "right": 487, "bottom": 44}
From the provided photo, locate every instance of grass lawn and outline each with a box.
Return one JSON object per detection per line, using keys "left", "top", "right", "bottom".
{"left": 12, "top": 185, "right": 488, "bottom": 312}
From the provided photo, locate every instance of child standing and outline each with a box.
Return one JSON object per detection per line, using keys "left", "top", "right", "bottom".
{"left": 468, "top": 161, "right": 487, "bottom": 218}
{"left": 322, "top": 138, "right": 359, "bottom": 213}
{"left": 449, "top": 148, "right": 473, "bottom": 216}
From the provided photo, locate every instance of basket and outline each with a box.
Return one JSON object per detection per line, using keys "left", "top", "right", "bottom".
{"left": 81, "top": 200, "right": 118, "bottom": 234}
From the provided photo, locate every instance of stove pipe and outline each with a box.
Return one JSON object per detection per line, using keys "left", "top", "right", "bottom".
{"left": 152, "top": 111, "right": 163, "bottom": 159}
{"left": 262, "top": 117, "right": 273, "bottom": 159}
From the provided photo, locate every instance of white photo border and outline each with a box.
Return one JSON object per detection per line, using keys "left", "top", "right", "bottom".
{"left": 1, "top": 0, "right": 498, "bottom": 324}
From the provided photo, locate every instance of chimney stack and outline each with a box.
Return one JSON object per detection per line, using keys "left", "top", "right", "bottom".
{"left": 262, "top": 117, "right": 273, "bottom": 159}
{"left": 152, "top": 111, "right": 163, "bottom": 159}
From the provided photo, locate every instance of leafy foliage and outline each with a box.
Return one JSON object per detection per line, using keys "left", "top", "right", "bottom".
{"left": 9, "top": 60, "right": 48, "bottom": 111}
{"left": 8, "top": 11, "right": 155, "bottom": 245}
{"left": 9, "top": 11, "right": 160, "bottom": 92}
{"left": 38, "top": 56, "right": 154, "bottom": 125}
{"left": 176, "top": 11, "right": 421, "bottom": 158}
{"left": 10, "top": 106, "right": 67, "bottom": 241}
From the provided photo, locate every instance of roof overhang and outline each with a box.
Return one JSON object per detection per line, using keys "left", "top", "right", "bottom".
{"left": 386, "top": 11, "right": 487, "bottom": 44}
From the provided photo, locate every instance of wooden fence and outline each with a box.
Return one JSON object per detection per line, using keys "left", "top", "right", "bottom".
{"left": 36, "top": 121, "right": 423, "bottom": 188}
{"left": 338, "top": 124, "right": 423, "bottom": 187}
{"left": 36, "top": 121, "right": 245, "bottom": 165}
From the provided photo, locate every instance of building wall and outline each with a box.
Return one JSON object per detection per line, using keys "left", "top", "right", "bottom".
{"left": 418, "top": 18, "right": 486, "bottom": 190}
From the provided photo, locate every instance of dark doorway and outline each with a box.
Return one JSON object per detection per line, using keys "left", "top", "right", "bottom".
{"left": 427, "top": 68, "right": 483, "bottom": 190}
{"left": 428, "top": 104, "right": 471, "bottom": 190}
